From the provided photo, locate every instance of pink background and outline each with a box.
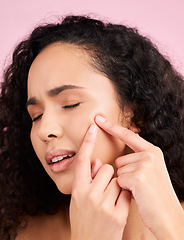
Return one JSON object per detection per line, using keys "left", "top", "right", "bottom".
{"left": 0, "top": 0, "right": 184, "bottom": 77}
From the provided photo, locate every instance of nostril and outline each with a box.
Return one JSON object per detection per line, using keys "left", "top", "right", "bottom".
{"left": 48, "top": 134, "right": 57, "bottom": 138}
{"left": 38, "top": 123, "right": 64, "bottom": 140}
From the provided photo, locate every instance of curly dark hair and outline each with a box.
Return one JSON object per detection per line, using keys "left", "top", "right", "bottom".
{"left": 0, "top": 15, "right": 184, "bottom": 239}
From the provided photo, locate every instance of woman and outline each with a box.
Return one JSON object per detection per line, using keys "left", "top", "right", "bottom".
{"left": 0, "top": 15, "right": 184, "bottom": 240}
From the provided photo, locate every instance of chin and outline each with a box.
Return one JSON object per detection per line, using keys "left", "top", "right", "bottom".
{"left": 55, "top": 180, "right": 72, "bottom": 195}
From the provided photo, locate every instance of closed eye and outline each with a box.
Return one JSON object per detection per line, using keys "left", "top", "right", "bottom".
{"left": 31, "top": 103, "right": 81, "bottom": 121}
{"left": 62, "top": 102, "right": 81, "bottom": 109}
{"left": 32, "top": 114, "right": 43, "bottom": 122}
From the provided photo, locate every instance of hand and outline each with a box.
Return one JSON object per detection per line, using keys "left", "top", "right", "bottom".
{"left": 70, "top": 124, "right": 131, "bottom": 240}
{"left": 95, "top": 115, "right": 184, "bottom": 240}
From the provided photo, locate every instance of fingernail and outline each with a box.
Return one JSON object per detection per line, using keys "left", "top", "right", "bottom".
{"left": 95, "top": 115, "right": 106, "bottom": 123}
{"left": 88, "top": 124, "right": 97, "bottom": 133}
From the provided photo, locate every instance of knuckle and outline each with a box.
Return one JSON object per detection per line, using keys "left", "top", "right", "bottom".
{"left": 88, "top": 191, "right": 98, "bottom": 206}
{"left": 142, "top": 158, "right": 153, "bottom": 170}
{"left": 142, "top": 146, "right": 164, "bottom": 164}
{"left": 100, "top": 201, "right": 111, "bottom": 214}
{"left": 143, "top": 150, "right": 154, "bottom": 161}
{"left": 142, "top": 150, "right": 156, "bottom": 167}
{"left": 134, "top": 171, "right": 146, "bottom": 186}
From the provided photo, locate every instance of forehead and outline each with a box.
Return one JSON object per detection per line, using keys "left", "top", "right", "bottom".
{"left": 27, "top": 42, "right": 117, "bottom": 100}
{"left": 27, "top": 43, "right": 94, "bottom": 94}
{"left": 28, "top": 42, "right": 91, "bottom": 77}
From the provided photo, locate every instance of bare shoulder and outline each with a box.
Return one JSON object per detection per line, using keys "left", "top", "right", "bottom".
{"left": 16, "top": 210, "right": 70, "bottom": 240}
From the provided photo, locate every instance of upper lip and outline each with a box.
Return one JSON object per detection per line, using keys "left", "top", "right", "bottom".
{"left": 45, "top": 149, "right": 76, "bottom": 164}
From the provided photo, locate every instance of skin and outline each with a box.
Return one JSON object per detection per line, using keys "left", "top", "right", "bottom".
{"left": 27, "top": 42, "right": 131, "bottom": 195}
{"left": 95, "top": 116, "right": 184, "bottom": 239}
{"left": 24, "top": 42, "right": 184, "bottom": 240}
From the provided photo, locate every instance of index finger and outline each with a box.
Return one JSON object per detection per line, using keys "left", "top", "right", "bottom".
{"left": 95, "top": 115, "right": 153, "bottom": 152}
{"left": 73, "top": 124, "right": 98, "bottom": 189}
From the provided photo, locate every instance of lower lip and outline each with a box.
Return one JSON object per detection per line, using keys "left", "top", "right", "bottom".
{"left": 49, "top": 156, "right": 75, "bottom": 173}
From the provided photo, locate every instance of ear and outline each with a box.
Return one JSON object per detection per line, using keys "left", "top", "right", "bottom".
{"left": 121, "top": 106, "right": 140, "bottom": 134}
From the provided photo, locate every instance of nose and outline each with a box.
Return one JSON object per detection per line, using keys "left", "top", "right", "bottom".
{"left": 38, "top": 112, "right": 64, "bottom": 142}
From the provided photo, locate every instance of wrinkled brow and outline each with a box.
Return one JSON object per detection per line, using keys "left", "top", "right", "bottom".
{"left": 26, "top": 84, "right": 85, "bottom": 108}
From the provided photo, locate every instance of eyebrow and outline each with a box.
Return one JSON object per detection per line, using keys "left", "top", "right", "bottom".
{"left": 47, "top": 84, "right": 84, "bottom": 96}
{"left": 26, "top": 84, "right": 84, "bottom": 108}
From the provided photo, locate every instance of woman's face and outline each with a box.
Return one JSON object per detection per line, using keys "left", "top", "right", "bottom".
{"left": 27, "top": 43, "right": 129, "bottom": 194}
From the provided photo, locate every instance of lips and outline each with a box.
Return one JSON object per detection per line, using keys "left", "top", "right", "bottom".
{"left": 45, "top": 149, "right": 76, "bottom": 173}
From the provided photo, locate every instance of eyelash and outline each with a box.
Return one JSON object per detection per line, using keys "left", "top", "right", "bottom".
{"left": 32, "top": 103, "right": 81, "bottom": 122}
{"left": 62, "top": 102, "right": 81, "bottom": 109}
{"left": 32, "top": 114, "right": 43, "bottom": 122}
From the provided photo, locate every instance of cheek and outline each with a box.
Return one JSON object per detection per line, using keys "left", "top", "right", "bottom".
{"left": 92, "top": 129, "right": 125, "bottom": 166}
{"left": 67, "top": 114, "right": 94, "bottom": 148}
{"left": 66, "top": 100, "right": 125, "bottom": 161}
{"left": 67, "top": 113, "right": 125, "bottom": 166}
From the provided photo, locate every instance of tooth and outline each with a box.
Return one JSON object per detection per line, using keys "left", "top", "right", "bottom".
{"left": 58, "top": 156, "right": 64, "bottom": 161}
{"left": 52, "top": 156, "right": 63, "bottom": 163}
{"left": 52, "top": 158, "right": 57, "bottom": 163}
{"left": 51, "top": 154, "right": 75, "bottom": 164}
